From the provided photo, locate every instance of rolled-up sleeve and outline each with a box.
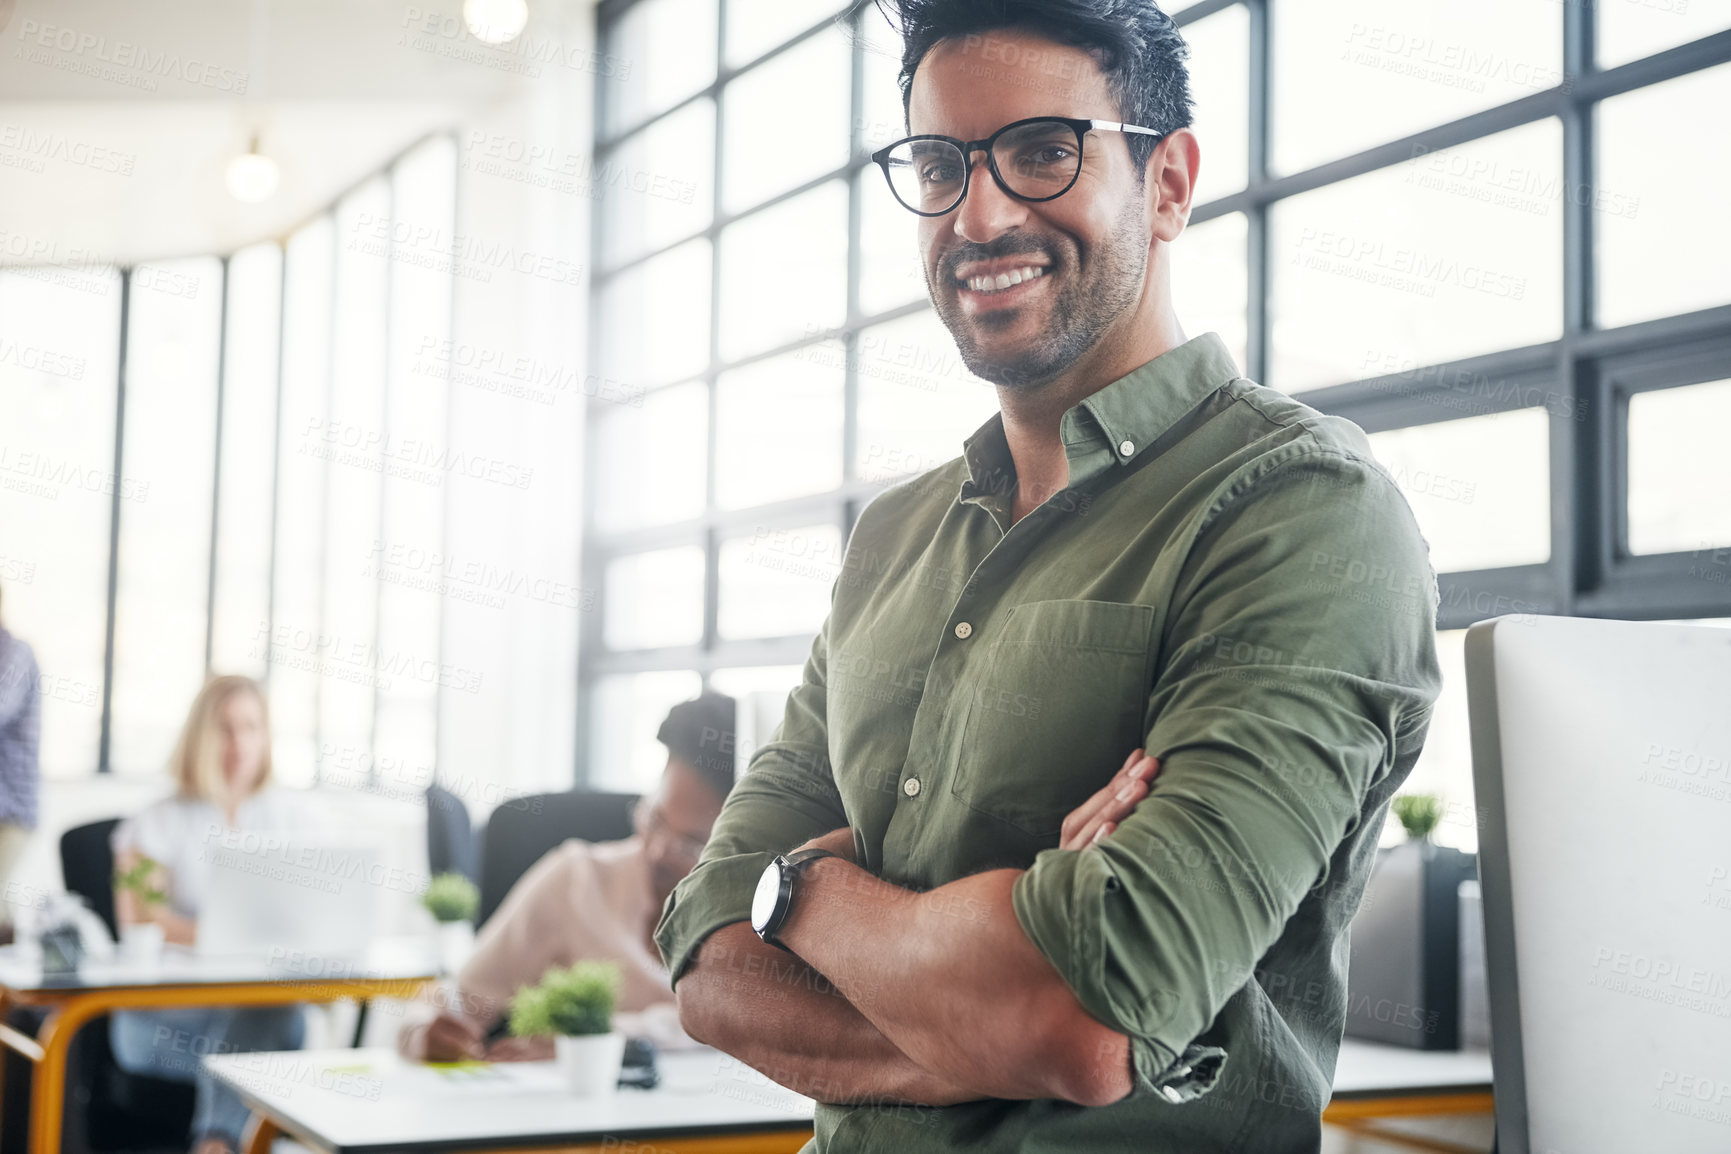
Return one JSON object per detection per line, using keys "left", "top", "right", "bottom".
{"left": 1011, "top": 444, "right": 1441, "bottom": 1102}
{"left": 654, "top": 611, "right": 849, "bottom": 985}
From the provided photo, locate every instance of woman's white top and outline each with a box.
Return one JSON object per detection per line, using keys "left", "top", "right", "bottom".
{"left": 110, "top": 787, "right": 332, "bottom": 918}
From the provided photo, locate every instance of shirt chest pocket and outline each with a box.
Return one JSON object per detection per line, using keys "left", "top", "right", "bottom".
{"left": 946, "top": 599, "right": 1156, "bottom": 839}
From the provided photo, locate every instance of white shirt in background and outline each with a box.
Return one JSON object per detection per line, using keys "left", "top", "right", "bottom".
{"left": 109, "top": 787, "right": 333, "bottom": 918}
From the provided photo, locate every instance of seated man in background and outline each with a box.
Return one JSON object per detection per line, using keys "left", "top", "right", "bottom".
{"left": 399, "top": 691, "right": 736, "bottom": 1061}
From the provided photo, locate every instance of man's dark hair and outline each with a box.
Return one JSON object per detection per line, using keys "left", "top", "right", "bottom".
{"left": 657, "top": 691, "right": 738, "bottom": 802}
{"left": 871, "top": 0, "right": 1193, "bottom": 177}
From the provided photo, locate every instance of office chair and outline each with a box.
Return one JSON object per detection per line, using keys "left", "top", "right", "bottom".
{"left": 475, "top": 791, "right": 639, "bottom": 928}
{"left": 39, "top": 820, "right": 196, "bottom": 1153}
{"left": 425, "top": 781, "right": 478, "bottom": 882}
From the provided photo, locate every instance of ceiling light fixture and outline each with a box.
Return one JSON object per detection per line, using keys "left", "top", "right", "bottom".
{"left": 226, "top": 133, "right": 279, "bottom": 203}
{"left": 463, "top": 0, "right": 529, "bottom": 45}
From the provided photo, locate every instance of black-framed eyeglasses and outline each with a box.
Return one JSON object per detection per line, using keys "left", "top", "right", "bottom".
{"left": 870, "top": 116, "right": 1168, "bottom": 218}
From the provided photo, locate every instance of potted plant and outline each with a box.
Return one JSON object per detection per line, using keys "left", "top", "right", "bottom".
{"left": 111, "top": 857, "right": 169, "bottom": 965}
{"left": 508, "top": 961, "right": 625, "bottom": 1095}
{"left": 421, "top": 872, "right": 480, "bottom": 975}
{"left": 1344, "top": 792, "right": 1477, "bottom": 1050}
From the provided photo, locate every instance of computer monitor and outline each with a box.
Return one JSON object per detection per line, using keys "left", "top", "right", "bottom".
{"left": 1466, "top": 615, "right": 1731, "bottom": 1154}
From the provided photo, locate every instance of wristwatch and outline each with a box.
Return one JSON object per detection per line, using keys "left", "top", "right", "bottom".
{"left": 751, "top": 847, "right": 836, "bottom": 952}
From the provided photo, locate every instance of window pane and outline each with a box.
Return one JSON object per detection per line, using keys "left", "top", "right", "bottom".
{"left": 854, "top": 311, "right": 998, "bottom": 483}
{"left": 593, "top": 382, "right": 708, "bottom": 533}
{"left": 1599, "top": 4, "right": 1731, "bottom": 68}
{"left": 270, "top": 217, "right": 336, "bottom": 788}
{"left": 210, "top": 244, "right": 282, "bottom": 680}
{"left": 718, "top": 524, "right": 842, "bottom": 640}
{"left": 1269, "top": 120, "right": 1563, "bottom": 393}
{"left": 600, "top": 98, "right": 716, "bottom": 269}
{"left": 1185, "top": 3, "right": 1249, "bottom": 204}
{"left": 605, "top": 0, "right": 718, "bottom": 137}
{"left": 601, "top": 238, "right": 712, "bottom": 388}
{"left": 109, "top": 257, "right": 222, "bottom": 776}
{"left": 716, "top": 349, "right": 845, "bottom": 509}
{"left": 718, "top": 181, "right": 848, "bottom": 362}
{"left": 726, "top": 0, "right": 838, "bottom": 67}
{"left": 589, "top": 670, "right": 703, "bottom": 792}
{"left": 1271, "top": 0, "right": 1561, "bottom": 174}
{"left": 317, "top": 181, "right": 391, "bottom": 762}
{"left": 0, "top": 266, "right": 120, "bottom": 778}
{"left": 857, "top": 2, "right": 906, "bottom": 150}
{"left": 1366, "top": 408, "right": 1551, "bottom": 573}
{"left": 709, "top": 664, "right": 802, "bottom": 765}
{"left": 1627, "top": 379, "right": 1731, "bottom": 556}
{"left": 1400, "top": 629, "right": 1478, "bottom": 852}
{"left": 604, "top": 547, "right": 706, "bottom": 649}
{"left": 859, "top": 166, "right": 926, "bottom": 316}
{"left": 375, "top": 136, "right": 457, "bottom": 782}
{"left": 722, "top": 29, "right": 852, "bottom": 213}
{"left": 1596, "top": 63, "right": 1731, "bottom": 329}
{"left": 1172, "top": 212, "right": 1248, "bottom": 376}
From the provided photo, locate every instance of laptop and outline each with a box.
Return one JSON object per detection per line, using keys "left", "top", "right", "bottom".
{"left": 196, "top": 836, "right": 380, "bottom": 961}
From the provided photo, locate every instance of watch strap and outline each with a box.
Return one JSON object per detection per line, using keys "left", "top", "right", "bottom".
{"left": 759, "top": 847, "right": 838, "bottom": 949}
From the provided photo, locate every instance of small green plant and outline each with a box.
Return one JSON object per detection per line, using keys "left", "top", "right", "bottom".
{"left": 113, "top": 857, "right": 168, "bottom": 908}
{"left": 1391, "top": 793, "right": 1444, "bottom": 842}
{"left": 421, "top": 873, "right": 479, "bottom": 924}
{"left": 508, "top": 961, "right": 621, "bottom": 1038}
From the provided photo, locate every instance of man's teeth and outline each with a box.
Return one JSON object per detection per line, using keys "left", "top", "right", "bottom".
{"left": 963, "top": 266, "right": 1047, "bottom": 294}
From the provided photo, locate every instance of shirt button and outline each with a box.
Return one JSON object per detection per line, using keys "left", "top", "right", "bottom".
{"left": 903, "top": 777, "right": 921, "bottom": 798}
{"left": 1118, "top": 439, "right": 1136, "bottom": 457}
{"left": 954, "top": 621, "right": 973, "bottom": 639}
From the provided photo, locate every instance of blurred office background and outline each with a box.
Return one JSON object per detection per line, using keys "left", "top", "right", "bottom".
{"left": 1, "top": 0, "right": 1729, "bottom": 909}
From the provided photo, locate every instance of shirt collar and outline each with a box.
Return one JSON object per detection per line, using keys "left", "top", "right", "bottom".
{"left": 960, "top": 332, "right": 1241, "bottom": 502}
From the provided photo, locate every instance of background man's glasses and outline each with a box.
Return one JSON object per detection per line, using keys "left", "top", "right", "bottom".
{"left": 632, "top": 796, "right": 707, "bottom": 863}
{"left": 871, "top": 116, "right": 1167, "bottom": 218}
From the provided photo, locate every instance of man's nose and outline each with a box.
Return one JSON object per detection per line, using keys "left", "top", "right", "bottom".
{"left": 954, "top": 153, "right": 1027, "bottom": 244}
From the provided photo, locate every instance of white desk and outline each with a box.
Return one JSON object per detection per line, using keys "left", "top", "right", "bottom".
{"left": 0, "top": 940, "right": 438, "bottom": 1154}
{"left": 1332, "top": 1039, "right": 1494, "bottom": 1098}
{"left": 205, "top": 1046, "right": 817, "bottom": 1154}
{"left": 209, "top": 1039, "right": 1493, "bottom": 1154}
{"left": 1327, "top": 1039, "right": 1495, "bottom": 1146}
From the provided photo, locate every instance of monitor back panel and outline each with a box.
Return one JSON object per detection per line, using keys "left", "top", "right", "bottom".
{"left": 1466, "top": 616, "right": 1731, "bottom": 1154}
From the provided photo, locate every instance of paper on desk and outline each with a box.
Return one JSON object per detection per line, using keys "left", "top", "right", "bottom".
{"left": 408, "top": 1060, "right": 569, "bottom": 1095}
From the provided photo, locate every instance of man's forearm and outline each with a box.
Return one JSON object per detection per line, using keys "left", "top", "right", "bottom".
{"left": 777, "top": 862, "right": 1131, "bottom": 1106}
{"left": 676, "top": 922, "right": 984, "bottom": 1107}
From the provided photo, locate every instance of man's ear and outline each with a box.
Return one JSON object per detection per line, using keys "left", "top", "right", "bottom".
{"left": 1146, "top": 127, "right": 1200, "bottom": 244}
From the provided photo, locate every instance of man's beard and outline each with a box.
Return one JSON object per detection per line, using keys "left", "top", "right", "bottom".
{"left": 930, "top": 201, "right": 1149, "bottom": 391}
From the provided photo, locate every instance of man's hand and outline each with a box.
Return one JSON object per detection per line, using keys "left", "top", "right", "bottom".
{"left": 401, "top": 1012, "right": 486, "bottom": 1062}
{"left": 792, "top": 824, "right": 859, "bottom": 863}
{"left": 1060, "top": 748, "right": 1160, "bottom": 851}
{"left": 791, "top": 752, "right": 1156, "bottom": 866}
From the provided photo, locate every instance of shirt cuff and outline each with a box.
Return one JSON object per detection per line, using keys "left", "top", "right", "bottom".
{"left": 653, "top": 850, "right": 775, "bottom": 985}
{"left": 1011, "top": 845, "right": 1228, "bottom": 1105}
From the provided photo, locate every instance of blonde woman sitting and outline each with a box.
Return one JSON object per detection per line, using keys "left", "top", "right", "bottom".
{"left": 108, "top": 675, "right": 329, "bottom": 1154}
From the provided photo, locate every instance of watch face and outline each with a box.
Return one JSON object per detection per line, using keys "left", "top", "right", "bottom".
{"left": 751, "top": 859, "right": 783, "bottom": 933}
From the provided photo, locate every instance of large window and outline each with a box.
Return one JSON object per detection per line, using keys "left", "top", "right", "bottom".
{"left": 585, "top": 0, "right": 1731, "bottom": 832}
{"left": 0, "top": 133, "right": 480, "bottom": 793}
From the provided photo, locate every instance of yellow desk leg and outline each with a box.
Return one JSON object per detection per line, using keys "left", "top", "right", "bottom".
{"left": 243, "top": 1111, "right": 283, "bottom": 1154}
{"left": 28, "top": 998, "right": 99, "bottom": 1154}
{"left": 19, "top": 981, "right": 429, "bottom": 1154}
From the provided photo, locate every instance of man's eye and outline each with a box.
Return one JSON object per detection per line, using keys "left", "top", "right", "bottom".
{"left": 919, "top": 162, "right": 961, "bottom": 185}
{"left": 1027, "top": 145, "right": 1073, "bottom": 166}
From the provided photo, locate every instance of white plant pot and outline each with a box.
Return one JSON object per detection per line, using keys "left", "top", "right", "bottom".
{"left": 435, "top": 920, "right": 475, "bottom": 975}
{"left": 554, "top": 1032, "right": 626, "bottom": 1097}
{"left": 119, "top": 923, "right": 165, "bottom": 967}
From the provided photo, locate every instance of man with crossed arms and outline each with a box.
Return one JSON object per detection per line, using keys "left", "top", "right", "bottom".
{"left": 655, "top": 0, "right": 1441, "bottom": 1149}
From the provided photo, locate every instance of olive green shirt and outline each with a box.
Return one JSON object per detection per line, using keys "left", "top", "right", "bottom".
{"left": 655, "top": 332, "right": 1442, "bottom": 1152}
